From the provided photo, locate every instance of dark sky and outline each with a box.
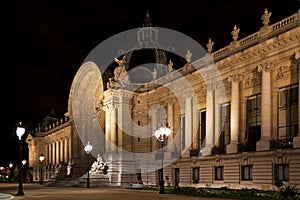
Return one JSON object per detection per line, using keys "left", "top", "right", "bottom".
{"left": 0, "top": 0, "right": 299, "bottom": 166}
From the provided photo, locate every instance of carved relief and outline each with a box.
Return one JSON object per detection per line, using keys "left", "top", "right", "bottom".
{"left": 228, "top": 73, "right": 243, "bottom": 83}
{"left": 276, "top": 55, "right": 299, "bottom": 80}
{"left": 244, "top": 70, "right": 261, "bottom": 89}
{"left": 257, "top": 62, "right": 271, "bottom": 73}
{"left": 223, "top": 79, "right": 231, "bottom": 96}
{"left": 276, "top": 65, "right": 289, "bottom": 79}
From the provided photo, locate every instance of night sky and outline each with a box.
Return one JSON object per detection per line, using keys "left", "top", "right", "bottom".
{"left": 0, "top": 0, "right": 299, "bottom": 166}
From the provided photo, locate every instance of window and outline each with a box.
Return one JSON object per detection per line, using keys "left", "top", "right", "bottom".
{"left": 215, "top": 166, "right": 224, "bottom": 180}
{"left": 275, "top": 164, "right": 289, "bottom": 181}
{"left": 197, "top": 110, "right": 206, "bottom": 149}
{"left": 242, "top": 165, "right": 253, "bottom": 180}
{"left": 175, "top": 168, "right": 180, "bottom": 185}
{"left": 192, "top": 167, "right": 199, "bottom": 183}
{"left": 246, "top": 94, "right": 261, "bottom": 150}
{"left": 218, "top": 103, "right": 230, "bottom": 153}
{"left": 278, "top": 85, "right": 298, "bottom": 140}
{"left": 136, "top": 169, "right": 142, "bottom": 182}
{"left": 181, "top": 115, "right": 185, "bottom": 150}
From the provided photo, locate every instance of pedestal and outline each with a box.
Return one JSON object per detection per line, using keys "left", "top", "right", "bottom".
{"left": 256, "top": 139, "right": 270, "bottom": 151}
{"left": 82, "top": 172, "right": 109, "bottom": 187}
{"left": 226, "top": 143, "right": 238, "bottom": 154}
{"left": 202, "top": 145, "right": 213, "bottom": 156}
{"left": 293, "top": 136, "right": 300, "bottom": 148}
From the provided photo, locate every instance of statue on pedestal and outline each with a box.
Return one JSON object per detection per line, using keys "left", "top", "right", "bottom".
{"left": 89, "top": 154, "right": 108, "bottom": 175}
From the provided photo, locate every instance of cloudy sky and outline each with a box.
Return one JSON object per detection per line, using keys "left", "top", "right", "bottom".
{"left": 0, "top": 0, "right": 298, "bottom": 165}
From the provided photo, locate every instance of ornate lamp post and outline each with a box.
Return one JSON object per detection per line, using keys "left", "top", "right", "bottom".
{"left": 154, "top": 123, "right": 171, "bottom": 194}
{"left": 0, "top": 167, "right": 3, "bottom": 182}
{"left": 39, "top": 154, "right": 45, "bottom": 184}
{"left": 84, "top": 141, "right": 93, "bottom": 188}
{"left": 8, "top": 163, "right": 13, "bottom": 182}
{"left": 16, "top": 123, "right": 25, "bottom": 196}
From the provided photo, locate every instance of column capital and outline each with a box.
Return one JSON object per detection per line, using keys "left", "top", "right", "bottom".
{"left": 104, "top": 102, "right": 117, "bottom": 113}
{"left": 257, "top": 62, "right": 272, "bottom": 73}
{"left": 206, "top": 83, "right": 217, "bottom": 92}
{"left": 165, "top": 98, "right": 176, "bottom": 105}
{"left": 184, "top": 91, "right": 194, "bottom": 98}
{"left": 228, "top": 73, "right": 243, "bottom": 83}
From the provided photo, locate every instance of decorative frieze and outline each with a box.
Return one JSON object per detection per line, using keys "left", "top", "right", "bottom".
{"left": 244, "top": 70, "right": 261, "bottom": 89}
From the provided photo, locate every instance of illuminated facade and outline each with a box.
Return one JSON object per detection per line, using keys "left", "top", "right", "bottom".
{"left": 26, "top": 9, "right": 300, "bottom": 190}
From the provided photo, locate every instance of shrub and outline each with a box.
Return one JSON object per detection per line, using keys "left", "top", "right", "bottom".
{"left": 277, "top": 184, "right": 300, "bottom": 200}
{"left": 274, "top": 180, "right": 284, "bottom": 188}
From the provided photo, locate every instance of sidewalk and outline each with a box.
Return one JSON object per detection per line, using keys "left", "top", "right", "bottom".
{"left": 0, "top": 183, "right": 233, "bottom": 200}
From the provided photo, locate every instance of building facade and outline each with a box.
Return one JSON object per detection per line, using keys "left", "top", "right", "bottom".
{"left": 26, "top": 9, "right": 300, "bottom": 190}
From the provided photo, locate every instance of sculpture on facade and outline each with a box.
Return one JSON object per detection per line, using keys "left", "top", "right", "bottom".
{"left": 89, "top": 154, "right": 108, "bottom": 175}
{"left": 114, "top": 55, "right": 131, "bottom": 87}
{"left": 206, "top": 38, "right": 214, "bottom": 54}
{"left": 231, "top": 25, "right": 240, "bottom": 41}
{"left": 261, "top": 8, "right": 272, "bottom": 27}
{"left": 168, "top": 59, "right": 173, "bottom": 73}
{"left": 152, "top": 68, "right": 158, "bottom": 80}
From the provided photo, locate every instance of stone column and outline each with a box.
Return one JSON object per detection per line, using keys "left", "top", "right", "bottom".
{"left": 52, "top": 142, "right": 55, "bottom": 165}
{"left": 64, "top": 138, "right": 67, "bottom": 163}
{"left": 117, "top": 93, "right": 132, "bottom": 152}
{"left": 110, "top": 103, "right": 117, "bottom": 152}
{"left": 256, "top": 63, "right": 272, "bottom": 151}
{"left": 202, "top": 84, "right": 215, "bottom": 156}
{"left": 60, "top": 140, "right": 63, "bottom": 163}
{"left": 104, "top": 104, "right": 111, "bottom": 152}
{"left": 150, "top": 105, "right": 159, "bottom": 151}
{"left": 294, "top": 52, "right": 300, "bottom": 148}
{"left": 227, "top": 73, "right": 243, "bottom": 154}
{"left": 185, "top": 91, "right": 193, "bottom": 151}
{"left": 56, "top": 141, "right": 59, "bottom": 164}
{"left": 47, "top": 144, "right": 50, "bottom": 166}
{"left": 166, "top": 98, "right": 175, "bottom": 149}
{"left": 68, "top": 137, "right": 71, "bottom": 163}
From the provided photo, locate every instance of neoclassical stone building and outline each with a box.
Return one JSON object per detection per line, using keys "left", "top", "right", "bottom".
{"left": 26, "top": 9, "right": 300, "bottom": 190}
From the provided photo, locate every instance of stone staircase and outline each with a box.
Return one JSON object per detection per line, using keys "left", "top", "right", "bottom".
{"left": 44, "top": 175, "right": 86, "bottom": 187}
{"left": 44, "top": 164, "right": 89, "bottom": 187}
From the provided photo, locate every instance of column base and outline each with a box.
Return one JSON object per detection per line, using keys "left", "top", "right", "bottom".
{"left": 293, "top": 136, "right": 300, "bottom": 148}
{"left": 202, "top": 145, "right": 213, "bottom": 156}
{"left": 256, "top": 139, "right": 270, "bottom": 151}
{"left": 226, "top": 143, "right": 238, "bottom": 154}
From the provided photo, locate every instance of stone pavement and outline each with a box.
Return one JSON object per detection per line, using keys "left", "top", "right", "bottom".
{"left": 0, "top": 183, "right": 234, "bottom": 200}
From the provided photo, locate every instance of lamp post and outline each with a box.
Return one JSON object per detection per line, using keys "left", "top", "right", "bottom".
{"left": 154, "top": 123, "right": 171, "bottom": 194}
{"left": 22, "top": 159, "right": 26, "bottom": 183}
{"left": 8, "top": 163, "right": 13, "bottom": 182}
{"left": 84, "top": 141, "right": 93, "bottom": 188}
{"left": 39, "top": 154, "right": 45, "bottom": 184}
{"left": 16, "top": 122, "right": 25, "bottom": 196}
{"left": 0, "top": 167, "right": 3, "bottom": 182}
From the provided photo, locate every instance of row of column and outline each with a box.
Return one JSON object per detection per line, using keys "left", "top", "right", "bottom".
{"left": 46, "top": 137, "right": 71, "bottom": 166}
{"left": 103, "top": 58, "right": 300, "bottom": 157}
{"left": 224, "top": 63, "right": 271, "bottom": 153}
{"left": 203, "top": 61, "right": 300, "bottom": 154}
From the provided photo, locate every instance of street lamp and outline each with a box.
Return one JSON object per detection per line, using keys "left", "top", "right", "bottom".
{"left": 84, "top": 141, "right": 93, "bottom": 188}
{"left": 154, "top": 123, "right": 171, "bottom": 194}
{"left": 22, "top": 160, "right": 26, "bottom": 166}
{"left": 8, "top": 163, "right": 13, "bottom": 182}
{"left": 16, "top": 122, "right": 25, "bottom": 196}
{"left": 9, "top": 163, "right": 13, "bottom": 169}
{"left": 39, "top": 154, "right": 45, "bottom": 184}
{"left": 0, "top": 167, "right": 3, "bottom": 182}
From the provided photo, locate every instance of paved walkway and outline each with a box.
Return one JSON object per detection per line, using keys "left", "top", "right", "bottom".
{"left": 0, "top": 183, "right": 233, "bottom": 200}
